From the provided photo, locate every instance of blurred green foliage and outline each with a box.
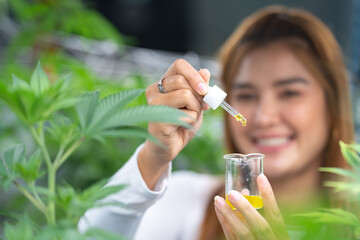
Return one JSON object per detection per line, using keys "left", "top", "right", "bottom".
{"left": 295, "top": 141, "right": 360, "bottom": 239}
{"left": 0, "top": 62, "right": 188, "bottom": 238}
{"left": 0, "top": 0, "right": 226, "bottom": 237}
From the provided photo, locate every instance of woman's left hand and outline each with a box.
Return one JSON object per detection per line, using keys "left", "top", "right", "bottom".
{"left": 214, "top": 174, "right": 289, "bottom": 240}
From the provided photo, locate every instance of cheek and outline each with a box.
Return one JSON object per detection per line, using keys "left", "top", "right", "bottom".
{"left": 288, "top": 96, "right": 329, "bottom": 153}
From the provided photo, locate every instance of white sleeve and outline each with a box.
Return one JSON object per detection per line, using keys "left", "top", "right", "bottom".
{"left": 78, "top": 144, "right": 172, "bottom": 239}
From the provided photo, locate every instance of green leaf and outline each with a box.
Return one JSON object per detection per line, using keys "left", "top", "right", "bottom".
{"left": 56, "top": 181, "right": 125, "bottom": 220}
{"left": 4, "top": 144, "right": 26, "bottom": 166}
{"left": 323, "top": 181, "right": 360, "bottom": 196}
{"left": 85, "top": 228, "right": 126, "bottom": 240}
{"left": 35, "top": 220, "right": 86, "bottom": 240}
{"left": 0, "top": 167, "right": 13, "bottom": 190}
{"left": 350, "top": 143, "right": 360, "bottom": 153}
{"left": 76, "top": 90, "right": 100, "bottom": 134}
{"left": 319, "top": 167, "right": 359, "bottom": 180}
{"left": 30, "top": 62, "right": 50, "bottom": 96}
{"left": 4, "top": 216, "right": 36, "bottom": 240}
{"left": 100, "top": 126, "right": 163, "bottom": 147}
{"left": 88, "top": 89, "right": 144, "bottom": 134}
{"left": 12, "top": 74, "right": 30, "bottom": 91}
{"left": 81, "top": 179, "right": 125, "bottom": 203}
{"left": 340, "top": 141, "right": 360, "bottom": 173}
{"left": 15, "top": 149, "right": 45, "bottom": 184}
{"left": 46, "top": 114, "right": 80, "bottom": 147}
{"left": 0, "top": 145, "right": 25, "bottom": 189}
{"left": 0, "top": 81, "right": 30, "bottom": 123}
{"left": 296, "top": 208, "right": 360, "bottom": 227}
{"left": 104, "top": 105, "right": 191, "bottom": 129}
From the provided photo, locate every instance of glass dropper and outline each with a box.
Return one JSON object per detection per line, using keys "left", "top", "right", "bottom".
{"left": 220, "top": 101, "right": 247, "bottom": 126}
{"left": 203, "top": 85, "right": 247, "bottom": 126}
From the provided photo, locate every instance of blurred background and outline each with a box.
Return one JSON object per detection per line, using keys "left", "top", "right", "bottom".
{"left": 0, "top": 0, "right": 359, "bottom": 232}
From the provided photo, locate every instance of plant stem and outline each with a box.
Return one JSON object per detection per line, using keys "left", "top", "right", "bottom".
{"left": 54, "top": 138, "right": 84, "bottom": 170}
{"left": 13, "top": 181, "right": 50, "bottom": 222}
{"left": 48, "top": 166, "right": 56, "bottom": 225}
{"left": 30, "top": 125, "right": 52, "bottom": 169}
{"left": 30, "top": 123, "right": 56, "bottom": 225}
{"left": 30, "top": 181, "right": 46, "bottom": 210}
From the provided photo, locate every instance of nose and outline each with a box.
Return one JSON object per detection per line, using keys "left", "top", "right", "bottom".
{"left": 253, "top": 96, "right": 280, "bottom": 127}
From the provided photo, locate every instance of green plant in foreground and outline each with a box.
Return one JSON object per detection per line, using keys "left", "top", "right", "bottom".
{"left": 297, "top": 141, "right": 360, "bottom": 239}
{"left": 0, "top": 62, "right": 189, "bottom": 239}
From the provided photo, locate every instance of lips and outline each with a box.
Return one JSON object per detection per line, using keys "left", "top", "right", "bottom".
{"left": 253, "top": 136, "right": 293, "bottom": 153}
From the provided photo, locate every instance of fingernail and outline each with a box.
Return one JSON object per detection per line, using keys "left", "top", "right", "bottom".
{"left": 258, "top": 173, "right": 268, "bottom": 187}
{"left": 198, "top": 82, "right": 208, "bottom": 95}
{"left": 229, "top": 190, "right": 241, "bottom": 202}
{"left": 214, "top": 196, "right": 226, "bottom": 207}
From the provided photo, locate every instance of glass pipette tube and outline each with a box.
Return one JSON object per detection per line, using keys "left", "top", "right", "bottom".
{"left": 220, "top": 101, "right": 247, "bottom": 126}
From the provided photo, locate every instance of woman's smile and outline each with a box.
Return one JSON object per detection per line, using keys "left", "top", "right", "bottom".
{"left": 252, "top": 135, "right": 294, "bottom": 153}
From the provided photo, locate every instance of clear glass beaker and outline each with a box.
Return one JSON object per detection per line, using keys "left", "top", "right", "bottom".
{"left": 224, "top": 153, "right": 264, "bottom": 210}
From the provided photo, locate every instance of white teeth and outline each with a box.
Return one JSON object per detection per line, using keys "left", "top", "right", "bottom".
{"left": 257, "top": 137, "right": 289, "bottom": 147}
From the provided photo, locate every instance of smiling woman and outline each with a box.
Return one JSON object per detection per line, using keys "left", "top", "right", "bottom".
{"left": 79, "top": 5, "right": 355, "bottom": 240}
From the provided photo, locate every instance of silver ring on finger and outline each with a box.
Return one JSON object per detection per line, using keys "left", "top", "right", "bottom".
{"left": 158, "top": 78, "right": 168, "bottom": 93}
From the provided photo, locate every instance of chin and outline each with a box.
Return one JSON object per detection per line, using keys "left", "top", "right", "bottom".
{"left": 263, "top": 157, "right": 292, "bottom": 179}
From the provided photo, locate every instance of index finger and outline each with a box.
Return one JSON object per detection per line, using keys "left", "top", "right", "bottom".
{"left": 162, "top": 59, "right": 209, "bottom": 95}
{"left": 257, "top": 174, "right": 289, "bottom": 239}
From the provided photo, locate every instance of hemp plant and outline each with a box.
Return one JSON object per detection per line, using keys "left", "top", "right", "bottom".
{"left": 0, "top": 62, "right": 188, "bottom": 239}
{"left": 297, "top": 141, "right": 360, "bottom": 239}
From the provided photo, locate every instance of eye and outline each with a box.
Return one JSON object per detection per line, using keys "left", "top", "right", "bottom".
{"left": 280, "top": 90, "right": 300, "bottom": 99}
{"left": 234, "top": 93, "right": 256, "bottom": 102}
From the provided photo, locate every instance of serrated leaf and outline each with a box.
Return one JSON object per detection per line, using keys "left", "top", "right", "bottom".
{"left": 84, "top": 184, "right": 126, "bottom": 204}
{"left": 296, "top": 208, "right": 360, "bottom": 227}
{"left": 340, "top": 141, "right": 360, "bottom": 173}
{"left": 0, "top": 145, "right": 25, "bottom": 189}
{"left": 4, "top": 216, "right": 36, "bottom": 240}
{"left": 319, "top": 167, "right": 359, "bottom": 180}
{"left": 81, "top": 179, "right": 125, "bottom": 202}
{"left": 55, "top": 181, "right": 125, "bottom": 221}
{"left": 4, "top": 144, "right": 26, "bottom": 165}
{"left": 15, "top": 149, "right": 44, "bottom": 184}
{"left": 324, "top": 181, "right": 360, "bottom": 195}
{"left": 30, "top": 62, "right": 50, "bottom": 96}
{"left": 350, "top": 143, "right": 360, "bottom": 153}
{"left": 12, "top": 74, "right": 30, "bottom": 91}
{"left": 46, "top": 114, "right": 80, "bottom": 147}
{"left": 100, "top": 126, "right": 163, "bottom": 147}
{"left": 0, "top": 174, "right": 13, "bottom": 190}
{"left": 51, "top": 73, "right": 72, "bottom": 92}
{"left": 0, "top": 82, "right": 30, "bottom": 123}
{"left": 104, "top": 105, "right": 191, "bottom": 130}
{"left": 88, "top": 89, "right": 144, "bottom": 134}
{"left": 76, "top": 90, "right": 100, "bottom": 134}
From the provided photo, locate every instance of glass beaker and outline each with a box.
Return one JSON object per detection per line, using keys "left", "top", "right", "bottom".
{"left": 224, "top": 153, "right": 264, "bottom": 210}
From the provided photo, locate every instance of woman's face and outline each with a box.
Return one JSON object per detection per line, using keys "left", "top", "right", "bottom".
{"left": 228, "top": 42, "right": 329, "bottom": 179}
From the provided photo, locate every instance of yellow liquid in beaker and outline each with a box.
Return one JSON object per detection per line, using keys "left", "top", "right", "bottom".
{"left": 226, "top": 195, "right": 263, "bottom": 210}
{"left": 234, "top": 113, "right": 247, "bottom": 126}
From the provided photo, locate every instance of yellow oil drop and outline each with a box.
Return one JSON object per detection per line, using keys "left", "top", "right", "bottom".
{"left": 226, "top": 194, "right": 263, "bottom": 210}
{"left": 234, "top": 113, "right": 247, "bottom": 126}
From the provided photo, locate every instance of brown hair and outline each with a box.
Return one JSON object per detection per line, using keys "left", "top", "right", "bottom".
{"left": 219, "top": 5, "right": 354, "bottom": 169}
{"left": 200, "top": 5, "right": 354, "bottom": 239}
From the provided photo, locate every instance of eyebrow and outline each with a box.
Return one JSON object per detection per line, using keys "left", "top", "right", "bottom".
{"left": 232, "top": 77, "right": 309, "bottom": 89}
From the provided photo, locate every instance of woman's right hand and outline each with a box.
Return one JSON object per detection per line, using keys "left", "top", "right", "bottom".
{"left": 138, "top": 59, "right": 211, "bottom": 189}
